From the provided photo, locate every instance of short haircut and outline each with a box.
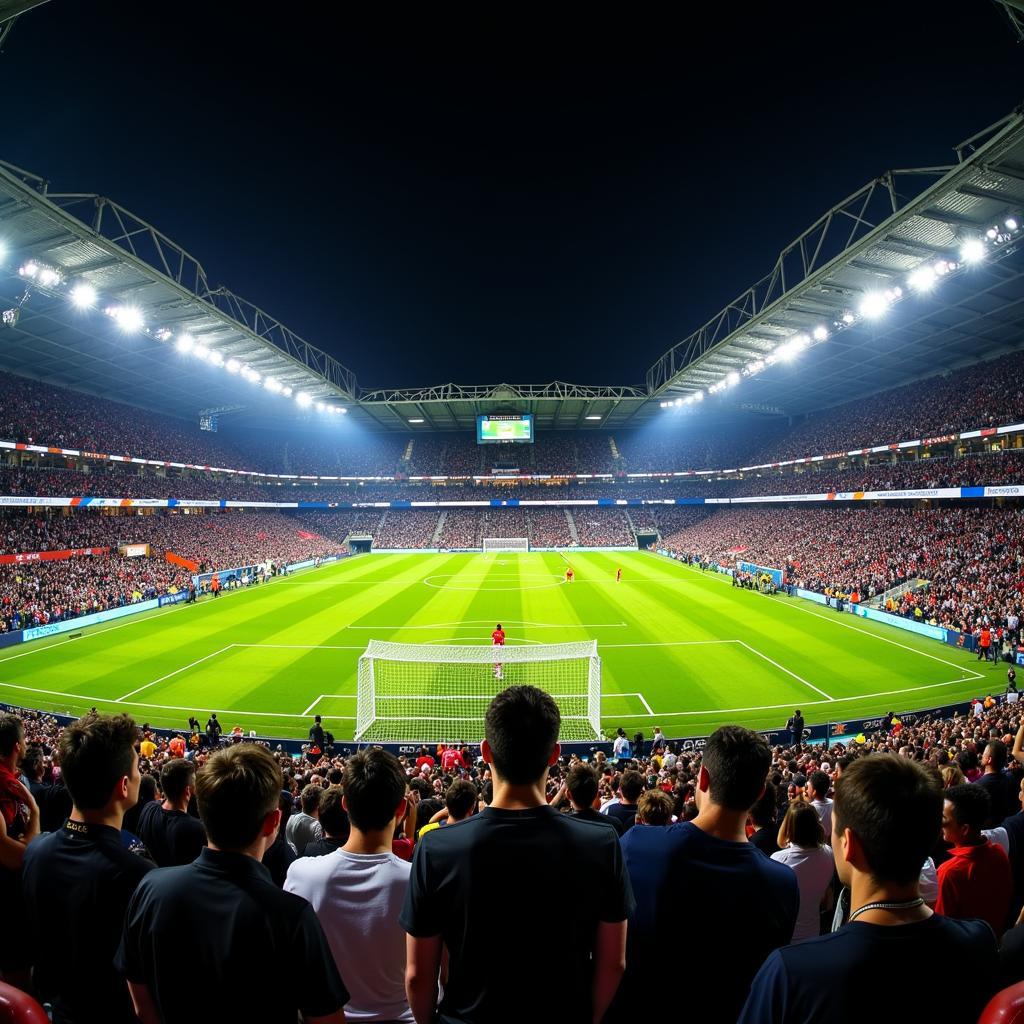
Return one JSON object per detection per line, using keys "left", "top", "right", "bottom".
{"left": 986, "top": 741, "right": 1008, "bottom": 772}
{"left": 58, "top": 713, "right": 138, "bottom": 811}
{"left": 0, "top": 714, "right": 23, "bottom": 758}
{"left": 484, "top": 685, "right": 560, "bottom": 785}
{"left": 701, "top": 726, "right": 771, "bottom": 811}
{"left": 945, "top": 783, "right": 991, "bottom": 833}
{"left": 300, "top": 783, "right": 322, "bottom": 814}
{"left": 318, "top": 787, "right": 348, "bottom": 837}
{"left": 782, "top": 801, "right": 825, "bottom": 848}
{"left": 637, "top": 789, "right": 673, "bottom": 825}
{"left": 445, "top": 779, "right": 477, "bottom": 819}
{"left": 327, "top": 767, "right": 344, "bottom": 786}
{"left": 344, "top": 748, "right": 407, "bottom": 832}
{"left": 620, "top": 770, "right": 645, "bottom": 802}
{"left": 195, "top": 744, "right": 281, "bottom": 851}
{"left": 160, "top": 758, "right": 195, "bottom": 802}
{"left": 566, "top": 763, "right": 598, "bottom": 808}
{"left": 808, "top": 770, "right": 831, "bottom": 801}
{"left": 834, "top": 755, "right": 941, "bottom": 885}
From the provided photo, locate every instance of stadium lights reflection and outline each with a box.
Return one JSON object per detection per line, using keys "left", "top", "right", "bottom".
{"left": 70, "top": 283, "right": 97, "bottom": 309}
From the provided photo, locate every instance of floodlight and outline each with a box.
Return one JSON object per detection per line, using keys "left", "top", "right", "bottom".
{"left": 297, "top": 393, "right": 313, "bottom": 408}
{"left": 409, "top": 417, "right": 424, "bottom": 423}
{"left": 0, "top": 241, "right": 6, "bottom": 263}
{"left": 282, "top": 386, "right": 293, "bottom": 397}
{"left": 726, "top": 371, "right": 740, "bottom": 386}
{"left": 1007, "top": 218, "right": 1019, "bottom": 231}
{"left": 264, "top": 377, "right": 282, "bottom": 393}
{"left": 585, "top": 415, "right": 602, "bottom": 420}
{"left": 315, "top": 401, "right": 325, "bottom": 412}
{"left": 208, "top": 351, "right": 224, "bottom": 367}
{"left": 960, "top": 238, "right": 985, "bottom": 264}
{"left": 907, "top": 265, "right": 937, "bottom": 292}
{"left": 70, "top": 283, "right": 97, "bottom": 309}
{"left": 693, "top": 390, "right": 703, "bottom": 401}
{"left": 110, "top": 306, "right": 144, "bottom": 332}
{"left": 675, "top": 398, "right": 682, "bottom": 406}
{"left": 19, "top": 261, "right": 39, "bottom": 279}
{"left": 193, "top": 344, "right": 210, "bottom": 361}
{"left": 176, "top": 334, "right": 195, "bottom": 354}
{"left": 812, "top": 325, "right": 828, "bottom": 341}
{"left": 38, "top": 266, "right": 62, "bottom": 287}
{"left": 858, "top": 292, "right": 889, "bottom": 319}
{"left": 226, "top": 358, "right": 240, "bottom": 373}
{"left": 842, "top": 312, "right": 855, "bottom": 324}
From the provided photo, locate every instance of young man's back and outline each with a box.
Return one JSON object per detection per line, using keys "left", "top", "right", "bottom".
{"left": 401, "top": 807, "right": 632, "bottom": 1023}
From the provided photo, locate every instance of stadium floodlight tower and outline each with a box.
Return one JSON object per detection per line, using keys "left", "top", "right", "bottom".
{"left": 355, "top": 639, "right": 602, "bottom": 743}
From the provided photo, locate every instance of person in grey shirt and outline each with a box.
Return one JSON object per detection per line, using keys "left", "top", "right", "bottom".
{"left": 285, "top": 784, "right": 323, "bottom": 854}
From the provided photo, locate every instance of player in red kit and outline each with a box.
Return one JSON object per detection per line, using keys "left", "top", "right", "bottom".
{"left": 492, "top": 622, "right": 505, "bottom": 681}
{"left": 616, "top": 568, "right": 622, "bottom": 583}
{"left": 565, "top": 566, "right": 574, "bottom": 583}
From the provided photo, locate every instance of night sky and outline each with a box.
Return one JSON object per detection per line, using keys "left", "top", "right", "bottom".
{"left": 0, "top": 1, "right": 1020, "bottom": 391}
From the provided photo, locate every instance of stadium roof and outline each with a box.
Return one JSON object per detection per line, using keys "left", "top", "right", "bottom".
{"left": 1, "top": 105, "right": 1024, "bottom": 432}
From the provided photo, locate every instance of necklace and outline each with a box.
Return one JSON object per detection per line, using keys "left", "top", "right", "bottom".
{"left": 848, "top": 898, "right": 924, "bottom": 922}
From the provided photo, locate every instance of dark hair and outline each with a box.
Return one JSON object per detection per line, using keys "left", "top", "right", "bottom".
{"left": 808, "top": 770, "right": 831, "bottom": 801}
{"left": 409, "top": 777, "right": 431, "bottom": 799}
{"left": 784, "top": 802, "right": 825, "bottom": 848}
{"left": 945, "top": 783, "right": 991, "bottom": 833}
{"left": 58, "top": 713, "right": 138, "bottom": 811}
{"left": 701, "top": 726, "right": 771, "bottom": 811}
{"left": 327, "top": 768, "right": 344, "bottom": 786}
{"left": 985, "top": 741, "right": 1008, "bottom": 772}
{"left": 484, "top": 685, "right": 560, "bottom": 785}
{"left": 0, "top": 714, "right": 23, "bottom": 759}
{"left": 833, "top": 755, "right": 941, "bottom": 885}
{"left": 567, "top": 763, "right": 598, "bottom": 808}
{"left": 445, "top": 779, "right": 477, "bottom": 819}
{"left": 160, "top": 758, "right": 195, "bottom": 803}
{"left": 620, "top": 770, "right": 645, "bottom": 802}
{"left": 314, "top": 715, "right": 322, "bottom": 724}
{"left": 415, "top": 798, "right": 444, "bottom": 837}
{"left": 21, "top": 747, "right": 43, "bottom": 780}
{"left": 638, "top": 789, "right": 673, "bottom": 825}
{"left": 195, "top": 744, "right": 281, "bottom": 850}
{"left": 749, "top": 781, "right": 777, "bottom": 828}
{"left": 344, "top": 749, "right": 407, "bottom": 832}
{"left": 318, "top": 787, "right": 348, "bottom": 837}
{"left": 300, "top": 784, "right": 322, "bottom": 814}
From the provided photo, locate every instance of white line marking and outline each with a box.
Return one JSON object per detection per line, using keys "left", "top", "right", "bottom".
{"left": 342, "top": 621, "right": 629, "bottom": 629}
{"left": 302, "top": 695, "right": 325, "bottom": 716}
{"left": 116, "top": 646, "right": 235, "bottom": 702}
{"left": 736, "top": 640, "right": 834, "bottom": 701}
{"left": 600, "top": 640, "right": 739, "bottom": 648}
{"left": 637, "top": 692, "right": 654, "bottom": 715}
{"left": 671, "top": 559, "right": 985, "bottom": 682}
{"left": 232, "top": 643, "right": 368, "bottom": 650}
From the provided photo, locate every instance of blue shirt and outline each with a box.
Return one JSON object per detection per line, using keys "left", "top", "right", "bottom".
{"left": 616, "top": 821, "right": 798, "bottom": 1024}
{"left": 739, "top": 915, "right": 997, "bottom": 1023}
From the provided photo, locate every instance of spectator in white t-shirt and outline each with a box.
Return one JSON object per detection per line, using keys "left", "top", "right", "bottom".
{"left": 286, "top": 748, "right": 413, "bottom": 1023}
{"left": 771, "top": 802, "right": 835, "bottom": 942}
{"left": 807, "top": 770, "right": 834, "bottom": 838}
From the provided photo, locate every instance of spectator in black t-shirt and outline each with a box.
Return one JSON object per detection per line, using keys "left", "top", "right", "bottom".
{"left": 116, "top": 744, "right": 347, "bottom": 1023}
{"left": 22, "top": 713, "right": 154, "bottom": 1024}
{"left": 136, "top": 758, "right": 206, "bottom": 867}
{"left": 122, "top": 773, "right": 158, "bottom": 839}
{"left": 309, "top": 715, "right": 326, "bottom": 750}
{"left": 748, "top": 782, "right": 780, "bottom": 857}
{"left": 740, "top": 756, "right": 998, "bottom": 1024}
{"left": 606, "top": 770, "right": 644, "bottom": 832}
{"left": 205, "top": 713, "right": 222, "bottom": 748}
{"left": 975, "top": 740, "right": 1018, "bottom": 826}
{"left": 566, "top": 762, "right": 623, "bottom": 835}
{"left": 262, "top": 790, "right": 297, "bottom": 888}
{"left": 301, "top": 787, "right": 350, "bottom": 857}
{"left": 401, "top": 685, "right": 634, "bottom": 1024}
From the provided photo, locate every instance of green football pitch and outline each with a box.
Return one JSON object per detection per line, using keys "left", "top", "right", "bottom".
{"left": 0, "top": 550, "right": 993, "bottom": 743}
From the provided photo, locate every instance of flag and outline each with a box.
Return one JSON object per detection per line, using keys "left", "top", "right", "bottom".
{"left": 296, "top": 530, "right": 315, "bottom": 540}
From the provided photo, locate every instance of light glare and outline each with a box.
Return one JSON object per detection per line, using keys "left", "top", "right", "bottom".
{"left": 70, "top": 283, "right": 97, "bottom": 309}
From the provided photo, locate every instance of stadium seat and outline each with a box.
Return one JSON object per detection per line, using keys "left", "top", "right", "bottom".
{"left": 979, "top": 982, "right": 1024, "bottom": 1024}
{"left": 0, "top": 983, "right": 47, "bottom": 1024}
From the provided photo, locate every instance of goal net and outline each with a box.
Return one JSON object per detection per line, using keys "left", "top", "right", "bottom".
{"left": 355, "top": 639, "right": 601, "bottom": 743}
{"left": 483, "top": 537, "right": 530, "bottom": 552}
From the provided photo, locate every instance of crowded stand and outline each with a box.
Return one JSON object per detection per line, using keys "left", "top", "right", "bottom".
{"left": 480, "top": 506, "right": 529, "bottom": 539}
{"left": 5, "top": 685, "right": 1024, "bottom": 1021}
{"left": 372, "top": 510, "right": 441, "bottom": 549}
{"left": 527, "top": 507, "right": 574, "bottom": 546}
{"left": 572, "top": 508, "right": 634, "bottom": 547}
{"left": 436, "top": 508, "right": 483, "bottom": 548}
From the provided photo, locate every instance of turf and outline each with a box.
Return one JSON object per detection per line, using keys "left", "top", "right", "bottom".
{"left": 0, "top": 550, "right": 994, "bottom": 742}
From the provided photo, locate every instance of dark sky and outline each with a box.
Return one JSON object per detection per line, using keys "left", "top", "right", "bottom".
{"left": 1, "top": 1, "right": 1020, "bottom": 391}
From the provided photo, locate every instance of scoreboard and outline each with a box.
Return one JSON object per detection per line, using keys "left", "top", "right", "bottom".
{"left": 476, "top": 414, "right": 534, "bottom": 444}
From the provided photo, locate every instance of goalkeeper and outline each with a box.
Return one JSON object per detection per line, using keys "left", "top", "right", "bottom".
{"left": 491, "top": 622, "right": 506, "bottom": 681}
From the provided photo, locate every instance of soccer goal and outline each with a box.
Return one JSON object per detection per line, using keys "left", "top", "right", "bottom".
{"left": 483, "top": 537, "right": 530, "bottom": 552}
{"left": 354, "top": 639, "right": 602, "bottom": 743}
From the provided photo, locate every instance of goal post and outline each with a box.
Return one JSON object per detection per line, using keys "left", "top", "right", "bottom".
{"left": 355, "top": 639, "right": 602, "bottom": 743}
{"left": 483, "top": 537, "right": 530, "bottom": 552}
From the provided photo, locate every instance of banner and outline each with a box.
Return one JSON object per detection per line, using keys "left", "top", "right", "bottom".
{"left": 118, "top": 544, "right": 151, "bottom": 558}
{"left": 0, "top": 546, "right": 110, "bottom": 565}
{"left": 165, "top": 551, "right": 200, "bottom": 572}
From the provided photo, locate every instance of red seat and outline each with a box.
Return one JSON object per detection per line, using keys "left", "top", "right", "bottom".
{"left": 980, "top": 982, "right": 1024, "bottom": 1024}
{"left": 0, "top": 982, "right": 47, "bottom": 1024}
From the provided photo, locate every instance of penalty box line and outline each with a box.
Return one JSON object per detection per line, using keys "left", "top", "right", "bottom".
{"left": 305, "top": 690, "right": 656, "bottom": 717}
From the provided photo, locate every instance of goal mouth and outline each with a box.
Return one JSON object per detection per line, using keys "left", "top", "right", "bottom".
{"left": 483, "top": 537, "right": 530, "bottom": 553}
{"left": 354, "top": 639, "right": 602, "bottom": 743}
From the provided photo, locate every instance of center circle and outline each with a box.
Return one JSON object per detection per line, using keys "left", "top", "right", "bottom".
{"left": 423, "top": 573, "right": 566, "bottom": 592}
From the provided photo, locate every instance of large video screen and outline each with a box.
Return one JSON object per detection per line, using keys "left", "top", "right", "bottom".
{"left": 476, "top": 414, "right": 534, "bottom": 444}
